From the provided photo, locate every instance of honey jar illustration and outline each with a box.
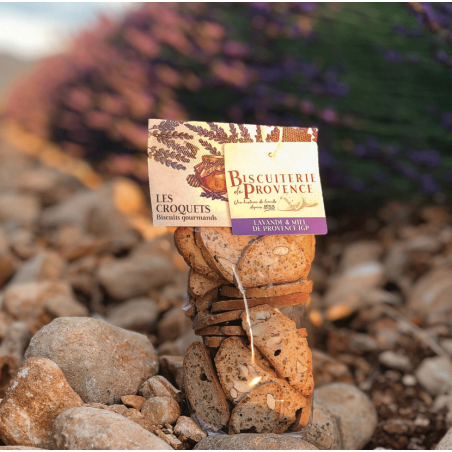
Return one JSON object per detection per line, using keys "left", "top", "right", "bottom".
{"left": 187, "top": 154, "right": 227, "bottom": 196}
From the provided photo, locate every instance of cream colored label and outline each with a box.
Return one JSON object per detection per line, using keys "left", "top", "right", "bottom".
{"left": 224, "top": 141, "right": 327, "bottom": 235}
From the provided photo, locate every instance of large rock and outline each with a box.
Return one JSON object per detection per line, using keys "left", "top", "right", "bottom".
{"left": 0, "top": 322, "right": 30, "bottom": 361}
{"left": 106, "top": 298, "right": 159, "bottom": 332}
{"left": 194, "top": 434, "right": 318, "bottom": 450}
{"left": 314, "top": 383, "right": 377, "bottom": 450}
{"left": 415, "top": 356, "right": 452, "bottom": 396}
{"left": 2, "top": 281, "right": 88, "bottom": 334}
{"left": 436, "top": 426, "right": 452, "bottom": 449}
{"left": 0, "top": 357, "right": 84, "bottom": 449}
{"left": 302, "top": 402, "right": 343, "bottom": 450}
{"left": 97, "top": 253, "right": 174, "bottom": 300}
{"left": 25, "top": 317, "right": 158, "bottom": 404}
{"left": 52, "top": 407, "right": 172, "bottom": 450}
{"left": 408, "top": 269, "right": 452, "bottom": 324}
{"left": 0, "top": 193, "right": 40, "bottom": 225}
{"left": 9, "top": 251, "right": 65, "bottom": 285}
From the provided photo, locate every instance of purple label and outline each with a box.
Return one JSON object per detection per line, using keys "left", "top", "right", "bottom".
{"left": 231, "top": 217, "right": 327, "bottom": 236}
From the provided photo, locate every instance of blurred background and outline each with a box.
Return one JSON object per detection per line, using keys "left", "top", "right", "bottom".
{"left": 0, "top": 2, "right": 451, "bottom": 449}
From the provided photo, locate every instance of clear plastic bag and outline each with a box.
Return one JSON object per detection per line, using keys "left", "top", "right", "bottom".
{"left": 175, "top": 226, "right": 315, "bottom": 435}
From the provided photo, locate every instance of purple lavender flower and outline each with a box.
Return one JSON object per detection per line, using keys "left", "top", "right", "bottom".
{"left": 421, "top": 173, "right": 440, "bottom": 193}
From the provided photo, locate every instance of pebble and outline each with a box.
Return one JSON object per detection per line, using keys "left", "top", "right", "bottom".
{"left": 9, "top": 251, "right": 65, "bottom": 285}
{"left": 141, "top": 396, "right": 181, "bottom": 425}
{"left": 159, "top": 355, "right": 185, "bottom": 391}
{"left": 408, "top": 269, "right": 452, "bottom": 324}
{"left": 158, "top": 307, "right": 192, "bottom": 342}
{"left": 312, "top": 349, "right": 353, "bottom": 386}
{"left": 0, "top": 193, "right": 40, "bottom": 225}
{"left": 0, "top": 356, "right": 20, "bottom": 398}
{"left": 378, "top": 350, "right": 411, "bottom": 371}
{"left": 85, "top": 403, "right": 128, "bottom": 415}
{"left": 174, "top": 416, "right": 206, "bottom": 443}
{"left": 402, "top": 374, "right": 417, "bottom": 386}
{"left": 139, "top": 375, "right": 181, "bottom": 402}
{"left": 106, "top": 298, "right": 159, "bottom": 332}
{"left": 121, "top": 394, "right": 146, "bottom": 411}
{"left": 0, "top": 357, "right": 84, "bottom": 449}
{"left": 194, "top": 434, "right": 318, "bottom": 450}
{"left": 415, "top": 356, "right": 452, "bottom": 396}
{"left": 2, "top": 281, "right": 88, "bottom": 333}
{"left": 436, "top": 426, "right": 452, "bottom": 449}
{"left": 348, "top": 333, "right": 379, "bottom": 353}
{"left": 0, "top": 322, "right": 30, "bottom": 361}
{"left": 97, "top": 253, "right": 174, "bottom": 300}
{"left": 25, "top": 317, "right": 158, "bottom": 404}
{"left": 52, "top": 407, "right": 172, "bottom": 450}
{"left": 123, "top": 408, "right": 155, "bottom": 432}
{"left": 301, "top": 402, "right": 343, "bottom": 450}
{"left": 314, "top": 383, "right": 378, "bottom": 450}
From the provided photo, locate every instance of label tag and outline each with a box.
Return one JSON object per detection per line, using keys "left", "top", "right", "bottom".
{"left": 147, "top": 119, "right": 327, "bottom": 234}
{"left": 224, "top": 141, "right": 327, "bottom": 235}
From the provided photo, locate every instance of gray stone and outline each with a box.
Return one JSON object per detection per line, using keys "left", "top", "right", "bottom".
{"left": 174, "top": 416, "right": 206, "bottom": 443}
{"left": 194, "top": 434, "right": 318, "bottom": 450}
{"left": 0, "top": 357, "right": 84, "bottom": 449}
{"left": 52, "top": 407, "right": 172, "bottom": 450}
{"left": 415, "top": 356, "right": 452, "bottom": 396}
{"left": 25, "top": 317, "right": 158, "bottom": 404}
{"left": 106, "top": 298, "right": 159, "bottom": 332}
{"left": 9, "top": 251, "right": 65, "bottom": 285}
{"left": 379, "top": 350, "right": 411, "bottom": 372}
{"left": 436, "top": 426, "right": 452, "bottom": 449}
{"left": 0, "top": 193, "right": 40, "bottom": 225}
{"left": 98, "top": 254, "right": 174, "bottom": 300}
{"left": 2, "top": 281, "right": 88, "bottom": 334}
{"left": 0, "top": 321, "right": 30, "bottom": 362}
{"left": 315, "top": 383, "right": 377, "bottom": 450}
{"left": 408, "top": 269, "right": 452, "bottom": 324}
{"left": 302, "top": 402, "right": 343, "bottom": 450}
{"left": 141, "top": 396, "right": 180, "bottom": 425}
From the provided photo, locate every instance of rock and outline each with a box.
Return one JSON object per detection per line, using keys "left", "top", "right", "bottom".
{"left": 379, "top": 350, "right": 412, "bottom": 372}
{"left": 25, "top": 317, "right": 158, "bottom": 404}
{"left": 0, "top": 447, "right": 43, "bottom": 450}
{"left": 0, "top": 357, "right": 84, "bottom": 448}
{"left": 312, "top": 349, "right": 353, "bottom": 387}
{"left": 123, "top": 408, "right": 156, "bottom": 432}
{"left": 415, "top": 356, "right": 452, "bottom": 396}
{"left": 40, "top": 179, "right": 142, "bottom": 232}
{"left": 436, "top": 426, "right": 452, "bottom": 449}
{"left": 121, "top": 395, "right": 146, "bottom": 411}
{"left": 314, "top": 383, "right": 377, "bottom": 450}
{"left": 340, "top": 241, "right": 383, "bottom": 270}
{"left": 52, "top": 407, "right": 172, "bottom": 450}
{"left": 408, "top": 269, "right": 452, "bottom": 324}
{"left": 0, "top": 356, "right": 20, "bottom": 398}
{"left": 348, "top": 333, "right": 379, "bottom": 353}
{"left": 174, "top": 416, "right": 206, "bottom": 443}
{"left": 0, "top": 193, "right": 40, "bottom": 225}
{"left": 301, "top": 402, "right": 343, "bottom": 450}
{"left": 159, "top": 355, "right": 185, "bottom": 391}
{"left": 0, "top": 230, "right": 14, "bottom": 287}
{"left": 194, "top": 434, "right": 318, "bottom": 450}
{"left": 0, "top": 322, "right": 30, "bottom": 361}
{"left": 9, "top": 251, "right": 65, "bottom": 285}
{"left": 158, "top": 307, "right": 192, "bottom": 342}
{"left": 98, "top": 253, "right": 174, "bottom": 300}
{"left": 141, "top": 396, "right": 180, "bottom": 425}
{"left": 2, "top": 281, "right": 88, "bottom": 333}
{"left": 139, "top": 375, "right": 181, "bottom": 402}
{"left": 85, "top": 403, "right": 128, "bottom": 415}
{"left": 106, "top": 298, "right": 159, "bottom": 332}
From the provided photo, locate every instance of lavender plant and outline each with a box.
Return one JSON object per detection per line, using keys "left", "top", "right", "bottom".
{"left": 4, "top": 3, "right": 451, "bottom": 208}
